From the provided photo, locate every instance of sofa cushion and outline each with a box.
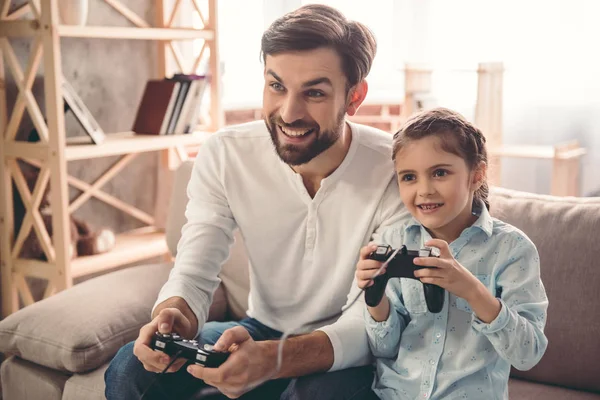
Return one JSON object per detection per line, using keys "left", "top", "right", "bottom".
{"left": 0, "top": 262, "right": 228, "bottom": 374}
{"left": 0, "top": 263, "right": 171, "bottom": 373}
{"left": 165, "top": 160, "right": 193, "bottom": 257}
{"left": 1, "top": 356, "right": 69, "bottom": 400}
{"left": 62, "top": 363, "right": 108, "bottom": 400}
{"left": 220, "top": 230, "right": 250, "bottom": 321}
{"left": 509, "top": 377, "right": 600, "bottom": 400}
{"left": 489, "top": 187, "right": 600, "bottom": 393}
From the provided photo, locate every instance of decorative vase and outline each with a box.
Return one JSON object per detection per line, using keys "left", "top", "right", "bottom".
{"left": 59, "top": 0, "right": 89, "bottom": 26}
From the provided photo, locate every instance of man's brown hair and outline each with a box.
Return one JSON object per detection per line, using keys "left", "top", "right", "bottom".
{"left": 261, "top": 4, "right": 377, "bottom": 91}
{"left": 393, "top": 107, "right": 491, "bottom": 210}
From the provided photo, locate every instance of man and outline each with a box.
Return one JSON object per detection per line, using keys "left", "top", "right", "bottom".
{"left": 105, "top": 4, "right": 407, "bottom": 399}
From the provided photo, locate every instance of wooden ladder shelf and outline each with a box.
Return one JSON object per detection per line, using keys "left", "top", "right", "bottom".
{"left": 0, "top": 0, "right": 222, "bottom": 316}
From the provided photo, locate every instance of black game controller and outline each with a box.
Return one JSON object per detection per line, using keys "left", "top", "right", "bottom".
{"left": 151, "top": 332, "right": 230, "bottom": 368}
{"left": 365, "top": 245, "right": 445, "bottom": 313}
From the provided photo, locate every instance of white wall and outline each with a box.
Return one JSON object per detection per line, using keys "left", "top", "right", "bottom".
{"left": 214, "top": 0, "right": 600, "bottom": 195}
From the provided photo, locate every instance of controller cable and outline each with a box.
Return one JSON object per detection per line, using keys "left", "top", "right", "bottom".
{"left": 138, "top": 247, "right": 400, "bottom": 400}
{"left": 235, "top": 246, "right": 401, "bottom": 394}
{"left": 140, "top": 349, "right": 183, "bottom": 400}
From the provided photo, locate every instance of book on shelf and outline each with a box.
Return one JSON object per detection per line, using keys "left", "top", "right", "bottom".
{"left": 132, "top": 80, "right": 180, "bottom": 135}
{"left": 132, "top": 74, "right": 208, "bottom": 136}
{"left": 174, "top": 75, "right": 209, "bottom": 134}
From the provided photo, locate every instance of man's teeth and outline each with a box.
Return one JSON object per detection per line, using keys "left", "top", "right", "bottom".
{"left": 419, "top": 204, "right": 442, "bottom": 210}
{"left": 280, "top": 126, "right": 313, "bottom": 137}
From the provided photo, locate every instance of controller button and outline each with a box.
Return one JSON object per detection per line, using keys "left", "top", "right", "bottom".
{"left": 375, "top": 246, "right": 388, "bottom": 255}
{"left": 419, "top": 248, "right": 431, "bottom": 257}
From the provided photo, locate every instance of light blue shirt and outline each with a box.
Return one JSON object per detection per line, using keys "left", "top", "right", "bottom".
{"left": 365, "top": 203, "right": 548, "bottom": 400}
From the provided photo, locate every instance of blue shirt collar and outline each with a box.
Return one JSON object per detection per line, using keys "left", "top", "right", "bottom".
{"left": 404, "top": 199, "right": 494, "bottom": 238}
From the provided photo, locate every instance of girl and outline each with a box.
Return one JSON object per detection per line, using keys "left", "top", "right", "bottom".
{"left": 356, "top": 108, "right": 548, "bottom": 400}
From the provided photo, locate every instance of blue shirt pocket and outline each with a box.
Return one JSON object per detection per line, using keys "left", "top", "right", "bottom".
{"left": 456, "top": 274, "right": 491, "bottom": 313}
{"left": 400, "top": 278, "right": 428, "bottom": 314}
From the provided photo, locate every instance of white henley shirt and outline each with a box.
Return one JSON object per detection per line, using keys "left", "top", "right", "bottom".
{"left": 153, "top": 120, "right": 408, "bottom": 371}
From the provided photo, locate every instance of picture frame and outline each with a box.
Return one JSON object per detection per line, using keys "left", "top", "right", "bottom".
{"left": 61, "top": 77, "right": 105, "bottom": 144}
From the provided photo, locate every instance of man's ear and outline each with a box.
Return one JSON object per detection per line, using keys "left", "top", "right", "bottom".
{"left": 346, "top": 81, "right": 368, "bottom": 116}
{"left": 472, "top": 161, "right": 487, "bottom": 190}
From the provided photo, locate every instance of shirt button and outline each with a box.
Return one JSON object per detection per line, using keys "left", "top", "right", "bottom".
{"left": 429, "top": 359, "right": 435, "bottom": 365}
{"left": 436, "top": 332, "right": 442, "bottom": 338}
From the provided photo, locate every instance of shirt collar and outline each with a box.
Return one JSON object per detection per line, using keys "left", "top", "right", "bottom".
{"left": 403, "top": 199, "right": 494, "bottom": 238}
{"left": 470, "top": 199, "right": 494, "bottom": 237}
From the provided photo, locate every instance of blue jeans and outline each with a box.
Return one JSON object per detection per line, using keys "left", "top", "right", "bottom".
{"left": 104, "top": 318, "right": 375, "bottom": 400}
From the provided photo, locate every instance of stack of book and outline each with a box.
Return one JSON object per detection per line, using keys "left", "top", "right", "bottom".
{"left": 132, "top": 74, "right": 208, "bottom": 135}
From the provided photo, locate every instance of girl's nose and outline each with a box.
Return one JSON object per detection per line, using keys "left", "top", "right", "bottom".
{"left": 418, "top": 180, "right": 436, "bottom": 197}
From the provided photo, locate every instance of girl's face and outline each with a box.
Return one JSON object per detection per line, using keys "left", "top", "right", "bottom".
{"left": 394, "top": 135, "right": 482, "bottom": 243}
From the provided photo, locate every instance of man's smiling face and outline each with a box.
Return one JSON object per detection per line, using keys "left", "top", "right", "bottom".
{"left": 263, "top": 47, "right": 350, "bottom": 166}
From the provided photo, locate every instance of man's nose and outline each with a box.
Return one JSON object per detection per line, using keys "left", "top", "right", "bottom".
{"left": 279, "top": 95, "right": 305, "bottom": 124}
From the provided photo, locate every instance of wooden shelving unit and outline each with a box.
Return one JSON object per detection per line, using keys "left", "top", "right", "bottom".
{"left": 489, "top": 141, "right": 586, "bottom": 197}
{"left": 70, "top": 227, "right": 169, "bottom": 279}
{"left": 58, "top": 25, "right": 215, "bottom": 40}
{"left": 0, "top": 0, "right": 222, "bottom": 316}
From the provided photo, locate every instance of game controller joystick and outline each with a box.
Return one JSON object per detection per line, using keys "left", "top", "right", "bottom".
{"left": 365, "top": 245, "right": 445, "bottom": 313}
{"left": 151, "top": 332, "right": 230, "bottom": 368}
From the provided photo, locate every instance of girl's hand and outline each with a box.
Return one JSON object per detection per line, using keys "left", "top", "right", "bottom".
{"left": 356, "top": 243, "right": 391, "bottom": 321}
{"left": 355, "top": 243, "right": 386, "bottom": 289}
{"left": 413, "top": 239, "right": 482, "bottom": 302}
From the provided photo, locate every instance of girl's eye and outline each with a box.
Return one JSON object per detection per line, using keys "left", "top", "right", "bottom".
{"left": 400, "top": 174, "right": 416, "bottom": 182}
{"left": 433, "top": 169, "right": 448, "bottom": 178}
{"left": 270, "top": 82, "right": 284, "bottom": 91}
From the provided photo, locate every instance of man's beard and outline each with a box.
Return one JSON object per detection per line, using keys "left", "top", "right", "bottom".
{"left": 266, "top": 108, "right": 346, "bottom": 166}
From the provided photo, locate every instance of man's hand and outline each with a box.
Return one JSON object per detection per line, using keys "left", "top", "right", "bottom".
{"left": 187, "top": 326, "right": 276, "bottom": 399}
{"left": 133, "top": 308, "right": 194, "bottom": 374}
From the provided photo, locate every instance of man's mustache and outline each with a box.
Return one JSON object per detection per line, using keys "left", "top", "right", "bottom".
{"left": 270, "top": 116, "right": 318, "bottom": 130}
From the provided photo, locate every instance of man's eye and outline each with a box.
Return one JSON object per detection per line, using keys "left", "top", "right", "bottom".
{"left": 400, "top": 174, "right": 415, "bottom": 182}
{"left": 306, "top": 90, "right": 324, "bottom": 98}
{"left": 270, "top": 82, "right": 284, "bottom": 91}
{"left": 433, "top": 169, "right": 448, "bottom": 178}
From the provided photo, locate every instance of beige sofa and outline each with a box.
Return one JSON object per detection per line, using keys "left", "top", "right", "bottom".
{"left": 1, "top": 160, "right": 599, "bottom": 399}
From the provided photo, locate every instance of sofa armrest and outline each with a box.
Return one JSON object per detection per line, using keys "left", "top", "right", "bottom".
{"left": 0, "top": 263, "right": 227, "bottom": 374}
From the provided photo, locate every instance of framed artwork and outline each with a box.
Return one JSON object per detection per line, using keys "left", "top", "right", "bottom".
{"left": 62, "top": 78, "right": 105, "bottom": 144}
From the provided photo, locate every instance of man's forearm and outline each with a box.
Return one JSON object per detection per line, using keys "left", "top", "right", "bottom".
{"left": 152, "top": 296, "right": 199, "bottom": 339}
{"left": 261, "top": 331, "right": 334, "bottom": 379}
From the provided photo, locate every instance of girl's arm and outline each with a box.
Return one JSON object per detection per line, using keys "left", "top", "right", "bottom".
{"left": 365, "top": 283, "right": 411, "bottom": 359}
{"left": 472, "top": 235, "right": 549, "bottom": 371}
